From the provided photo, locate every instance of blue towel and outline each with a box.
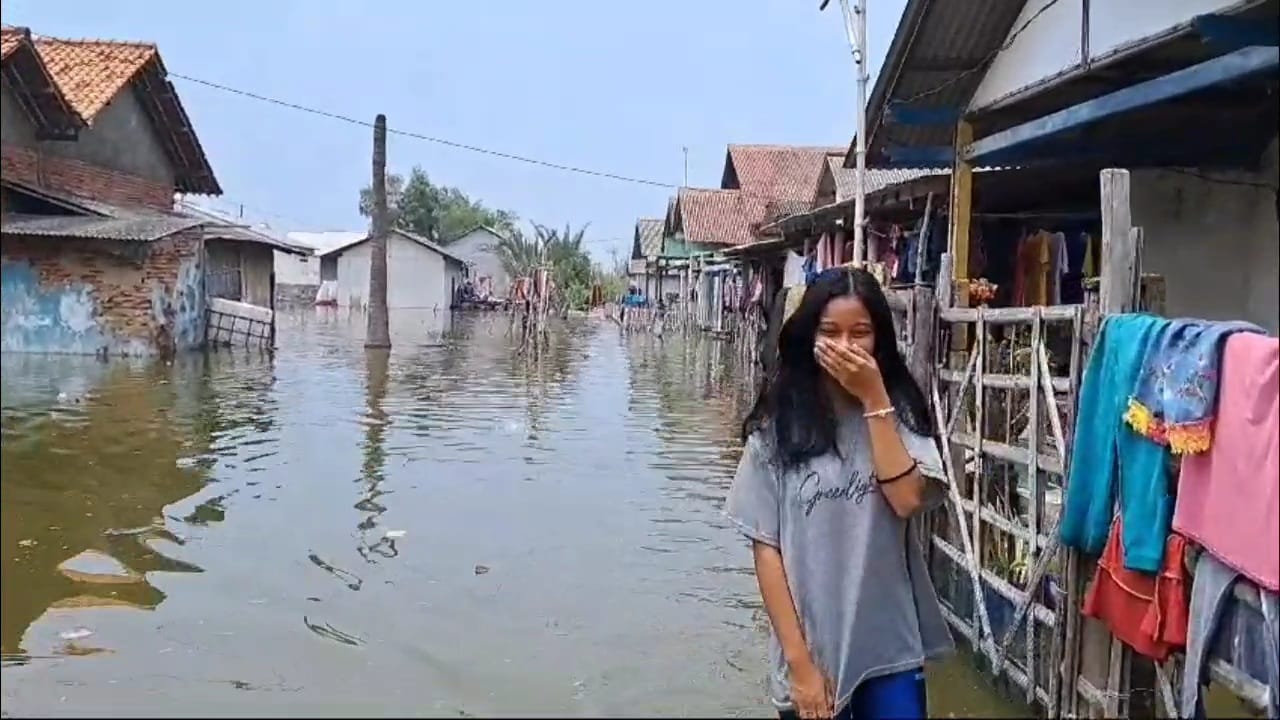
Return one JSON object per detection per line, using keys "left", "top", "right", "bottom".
{"left": 1060, "top": 314, "right": 1173, "bottom": 573}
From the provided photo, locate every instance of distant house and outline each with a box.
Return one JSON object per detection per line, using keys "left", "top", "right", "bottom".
{"left": 0, "top": 27, "right": 223, "bottom": 356}
{"left": 177, "top": 201, "right": 310, "bottom": 308}
{"left": 275, "top": 231, "right": 365, "bottom": 306}
{"left": 447, "top": 225, "right": 510, "bottom": 298}
{"left": 318, "top": 228, "right": 467, "bottom": 310}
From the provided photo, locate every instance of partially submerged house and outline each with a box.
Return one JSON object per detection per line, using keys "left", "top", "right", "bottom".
{"left": 447, "top": 225, "right": 511, "bottom": 299}
{"left": 276, "top": 230, "right": 365, "bottom": 306}
{"left": 1, "top": 27, "right": 222, "bottom": 356}
{"left": 319, "top": 228, "right": 467, "bottom": 311}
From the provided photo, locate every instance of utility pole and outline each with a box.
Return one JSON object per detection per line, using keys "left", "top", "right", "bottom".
{"left": 365, "top": 114, "right": 391, "bottom": 349}
{"left": 682, "top": 146, "right": 689, "bottom": 186}
{"left": 825, "top": 0, "right": 869, "bottom": 264}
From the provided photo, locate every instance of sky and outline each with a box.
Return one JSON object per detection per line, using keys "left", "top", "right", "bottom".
{"left": 4, "top": 0, "right": 907, "bottom": 263}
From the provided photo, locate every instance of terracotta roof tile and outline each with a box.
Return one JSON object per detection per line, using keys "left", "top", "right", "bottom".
{"left": 722, "top": 144, "right": 844, "bottom": 202}
{"left": 1, "top": 26, "right": 25, "bottom": 60}
{"left": 675, "top": 188, "right": 771, "bottom": 247}
{"left": 31, "top": 37, "right": 157, "bottom": 121}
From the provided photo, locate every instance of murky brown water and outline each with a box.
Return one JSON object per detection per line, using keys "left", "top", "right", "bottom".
{"left": 2, "top": 309, "right": 1023, "bottom": 717}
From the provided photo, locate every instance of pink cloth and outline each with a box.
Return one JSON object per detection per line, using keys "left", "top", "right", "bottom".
{"left": 1175, "top": 333, "right": 1280, "bottom": 591}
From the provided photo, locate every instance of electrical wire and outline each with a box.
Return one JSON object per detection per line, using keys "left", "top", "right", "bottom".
{"left": 892, "top": 0, "right": 1065, "bottom": 106}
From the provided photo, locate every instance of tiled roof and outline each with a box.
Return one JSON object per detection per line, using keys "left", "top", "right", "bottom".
{"left": 721, "top": 144, "right": 844, "bottom": 202}
{"left": 0, "top": 26, "right": 83, "bottom": 136}
{"left": 1, "top": 26, "right": 23, "bottom": 60}
{"left": 824, "top": 156, "right": 945, "bottom": 202}
{"left": 23, "top": 33, "right": 221, "bottom": 195}
{"left": 634, "top": 217, "right": 663, "bottom": 257}
{"left": 0, "top": 213, "right": 203, "bottom": 242}
{"left": 674, "top": 188, "right": 770, "bottom": 247}
{"left": 31, "top": 37, "right": 156, "bottom": 121}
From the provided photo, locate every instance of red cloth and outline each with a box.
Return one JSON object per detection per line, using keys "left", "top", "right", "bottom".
{"left": 1082, "top": 517, "right": 1189, "bottom": 661}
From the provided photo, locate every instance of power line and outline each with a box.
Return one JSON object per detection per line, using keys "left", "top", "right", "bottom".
{"left": 893, "top": 0, "right": 1065, "bottom": 106}
{"left": 171, "top": 73, "right": 678, "bottom": 190}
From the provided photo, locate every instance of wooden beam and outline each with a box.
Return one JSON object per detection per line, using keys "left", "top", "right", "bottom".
{"left": 948, "top": 120, "right": 973, "bottom": 306}
{"left": 964, "top": 46, "right": 1280, "bottom": 165}
{"left": 1098, "top": 170, "right": 1137, "bottom": 315}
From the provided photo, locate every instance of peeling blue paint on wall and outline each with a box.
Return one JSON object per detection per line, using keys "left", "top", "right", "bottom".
{"left": 1, "top": 253, "right": 208, "bottom": 356}
{"left": 0, "top": 261, "right": 122, "bottom": 355}
{"left": 152, "top": 254, "right": 206, "bottom": 351}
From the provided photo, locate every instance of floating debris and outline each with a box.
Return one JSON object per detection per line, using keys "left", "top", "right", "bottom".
{"left": 58, "top": 628, "right": 94, "bottom": 641}
{"left": 474, "top": 564, "right": 490, "bottom": 575}
{"left": 384, "top": 529, "right": 406, "bottom": 539}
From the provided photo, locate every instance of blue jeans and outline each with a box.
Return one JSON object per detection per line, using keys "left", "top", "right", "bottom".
{"left": 778, "top": 667, "right": 927, "bottom": 720}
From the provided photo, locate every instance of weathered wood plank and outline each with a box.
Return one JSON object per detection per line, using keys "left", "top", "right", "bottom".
{"left": 951, "top": 432, "right": 1064, "bottom": 475}
{"left": 940, "top": 304, "right": 1081, "bottom": 324}
{"left": 938, "top": 368, "right": 1071, "bottom": 393}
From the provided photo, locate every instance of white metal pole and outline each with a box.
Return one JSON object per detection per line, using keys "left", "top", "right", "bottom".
{"left": 837, "top": 0, "right": 868, "bottom": 265}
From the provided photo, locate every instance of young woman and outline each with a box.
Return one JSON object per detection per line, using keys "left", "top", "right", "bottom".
{"left": 727, "top": 267, "right": 953, "bottom": 720}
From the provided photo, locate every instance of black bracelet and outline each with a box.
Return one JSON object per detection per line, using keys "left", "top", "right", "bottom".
{"left": 877, "top": 461, "right": 918, "bottom": 485}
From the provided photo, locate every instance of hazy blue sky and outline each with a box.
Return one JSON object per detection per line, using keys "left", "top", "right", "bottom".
{"left": 5, "top": 0, "right": 906, "bottom": 262}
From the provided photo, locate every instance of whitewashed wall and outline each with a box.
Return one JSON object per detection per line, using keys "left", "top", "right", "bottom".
{"left": 1132, "top": 137, "right": 1278, "bottom": 333}
{"left": 274, "top": 250, "right": 318, "bottom": 285}
{"left": 969, "top": 0, "right": 1259, "bottom": 111}
{"left": 335, "top": 235, "right": 456, "bottom": 311}
{"left": 449, "top": 228, "right": 510, "bottom": 296}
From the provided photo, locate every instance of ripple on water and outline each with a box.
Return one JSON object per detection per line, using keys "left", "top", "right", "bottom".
{"left": 1, "top": 311, "right": 1021, "bottom": 717}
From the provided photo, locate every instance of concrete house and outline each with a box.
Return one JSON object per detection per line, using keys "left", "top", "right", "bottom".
{"left": 275, "top": 231, "right": 365, "bottom": 306}
{"left": 0, "top": 27, "right": 225, "bottom": 356}
{"left": 319, "top": 228, "right": 467, "bottom": 310}
{"left": 446, "top": 225, "right": 510, "bottom": 298}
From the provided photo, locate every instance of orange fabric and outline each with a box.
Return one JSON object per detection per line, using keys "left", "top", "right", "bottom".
{"left": 1082, "top": 517, "right": 1189, "bottom": 661}
{"left": 1013, "top": 231, "right": 1051, "bottom": 306}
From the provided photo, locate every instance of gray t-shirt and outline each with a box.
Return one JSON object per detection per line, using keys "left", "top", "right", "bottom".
{"left": 725, "top": 409, "right": 954, "bottom": 712}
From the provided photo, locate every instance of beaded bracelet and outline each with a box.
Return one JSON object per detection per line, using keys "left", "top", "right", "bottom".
{"left": 864, "top": 405, "right": 896, "bottom": 419}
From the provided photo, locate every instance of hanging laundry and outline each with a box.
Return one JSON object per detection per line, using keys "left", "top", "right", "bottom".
{"left": 783, "top": 251, "right": 806, "bottom": 288}
{"left": 1048, "top": 232, "right": 1067, "bottom": 305}
{"left": 1123, "top": 319, "right": 1264, "bottom": 454}
{"left": 1175, "top": 332, "right": 1279, "bottom": 591}
{"left": 1083, "top": 516, "right": 1189, "bottom": 661}
{"left": 1180, "top": 552, "right": 1280, "bottom": 720}
{"left": 1060, "top": 314, "right": 1173, "bottom": 572}
{"left": 1013, "top": 230, "right": 1052, "bottom": 306}
{"left": 815, "top": 233, "right": 832, "bottom": 273}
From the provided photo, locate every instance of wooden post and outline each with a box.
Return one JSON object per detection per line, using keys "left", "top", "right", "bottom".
{"left": 1099, "top": 169, "right": 1137, "bottom": 315}
{"left": 948, "top": 121, "right": 974, "bottom": 309}
{"left": 365, "top": 114, "right": 392, "bottom": 349}
{"left": 914, "top": 192, "right": 935, "bottom": 286}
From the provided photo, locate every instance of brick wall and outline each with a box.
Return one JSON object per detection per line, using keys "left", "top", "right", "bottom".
{"left": 1, "top": 143, "right": 174, "bottom": 211}
{"left": 1, "top": 230, "right": 204, "bottom": 356}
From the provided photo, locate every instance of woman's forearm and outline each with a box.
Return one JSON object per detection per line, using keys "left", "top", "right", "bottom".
{"left": 863, "top": 393, "right": 927, "bottom": 518}
{"left": 752, "top": 541, "right": 814, "bottom": 670}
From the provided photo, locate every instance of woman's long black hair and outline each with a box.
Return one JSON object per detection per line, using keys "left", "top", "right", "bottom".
{"left": 742, "top": 267, "right": 935, "bottom": 470}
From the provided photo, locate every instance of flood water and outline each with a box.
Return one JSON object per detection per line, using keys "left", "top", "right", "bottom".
{"left": 2, "top": 310, "right": 1023, "bottom": 717}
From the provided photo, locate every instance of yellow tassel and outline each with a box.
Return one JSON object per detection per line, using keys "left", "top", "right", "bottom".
{"left": 1124, "top": 399, "right": 1159, "bottom": 439}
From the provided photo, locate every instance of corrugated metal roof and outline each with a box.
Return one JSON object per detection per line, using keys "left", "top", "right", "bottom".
{"left": 319, "top": 228, "right": 469, "bottom": 267}
{"left": 853, "top": 0, "right": 1026, "bottom": 168}
{"left": 824, "top": 156, "right": 945, "bottom": 201}
{"left": 178, "top": 202, "right": 311, "bottom": 255}
{"left": 0, "top": 213, "right": 203, "bottom": 241}
{"left": 285, "top": 231, "right": 368, "bottom": 254}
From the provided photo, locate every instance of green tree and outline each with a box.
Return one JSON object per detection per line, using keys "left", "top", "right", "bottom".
{"left": 358, "top": 167, "right": 517, "bottom": 243}
{"left": 496, "top": 222, "right": 603, "bottom": 310}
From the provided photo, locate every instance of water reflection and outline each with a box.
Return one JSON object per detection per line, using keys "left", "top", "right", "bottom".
{"left": 2, "top": 309, "right": 1021, "bottom": 717}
